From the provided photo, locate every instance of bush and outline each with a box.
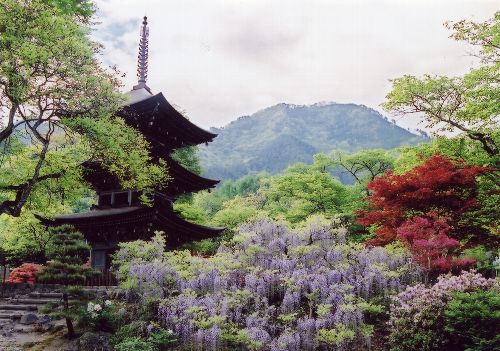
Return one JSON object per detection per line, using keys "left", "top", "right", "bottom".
{"left": 115, "top": 219, "right": 421, "bottom": 350}
{"left": 6, "top": 263, "right": 42, "bottom": 284}
{"left": 111, "top": 320, "right": 148, "bottom": 346}
{"left": 388, "top": 271, "right": 498, "bottom": 351}
{"left": 112, "top": 323, "right": 176, "bottom": 351}
{"left": 461, "top": 246, "right": 497, "bottom": 276}
{"left": 444, "top": 289, "right": 500, "bottom": 351}
{"left": 147, "top": 326, "right": 176, "bottom": 350}
{"left": 112, "top": 231, "right": 166, "bottom": 296}
{"left": 79, "top": 300, "right": 118, "bottom": 333}
{"left": 114, "top": 337, "right": 154, "bottom": 351}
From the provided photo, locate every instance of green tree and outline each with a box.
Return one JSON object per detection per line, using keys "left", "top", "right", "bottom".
{"left": 171, "top": 146, "right": 202, "bottom": 175}
{"left": 262, "top": 164, "right": 347, "bottom": 223}
{"left": 211, "top": 196, "right": 262, "bottom": 230}
{"left": 182, "top": 173, "right": 268, "bottom": 219}
{"left": 384, "top": 12, "right": 499, "bottom": 157}
{"left": 0, "top": 0, "right": 166, "bottom": 217}
{"left": 0, "top": 246, "right": 12, "bottom": 295}
{"left": 37, "top": 225, "right": 96, "bottom": 338}
{"left": 46, "top": 0, "right": 95, "bottom": 21}
{"left": 444, "top": 290, "right": 500, "bottom": 351}
{"left": 0, "top": 214, "right": 54, "bottom": 264}
{"left": 190, "top": 190, "right": 225, "bottom": 218}
{"left": 218, "top": 173, "right": 267, "bottom": 199}
{"left": 328, "top": 149, "right": 395, "bottom": 186}
{"left": 174, "top": 202, "right": 207, "bottom": 225}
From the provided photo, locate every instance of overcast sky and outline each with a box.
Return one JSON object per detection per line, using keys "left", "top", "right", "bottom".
{"left": 94, "top": 0, "right": 497, "bottom": 130}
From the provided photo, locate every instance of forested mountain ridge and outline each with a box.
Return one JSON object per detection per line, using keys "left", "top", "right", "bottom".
{"left": 199, "top": 102, "right": 428, "bottom": 180}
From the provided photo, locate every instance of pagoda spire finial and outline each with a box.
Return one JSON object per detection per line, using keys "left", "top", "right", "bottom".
{"left": 133, "top": 16, "right": 150, "bottom": 92}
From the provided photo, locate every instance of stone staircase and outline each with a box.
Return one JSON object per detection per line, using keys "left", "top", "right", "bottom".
{"left": 0, "top": 285, "right": 119, "bottom": 349}
{"left": 0, "top": 292, "right": 63, "bottom": 323}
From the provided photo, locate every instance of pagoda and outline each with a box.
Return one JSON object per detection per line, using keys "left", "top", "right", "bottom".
{"left": 38, "top": 17, "right": 223, "bottom": 269}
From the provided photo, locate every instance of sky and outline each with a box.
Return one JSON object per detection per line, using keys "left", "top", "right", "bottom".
{"left": 94, "top": 0, "right": 498, "bottom": 130}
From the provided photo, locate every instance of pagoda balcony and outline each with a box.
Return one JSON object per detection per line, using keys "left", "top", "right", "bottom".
{"left": 96, "top": 190, "right": 141, "bottom": 209}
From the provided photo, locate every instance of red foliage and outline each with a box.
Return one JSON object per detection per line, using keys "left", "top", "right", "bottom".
{"left": 7, "top": 263, "right": 42, "bottom": 284}
{"left": 357, "top": 154, "right": 491, "bottom": 246}
{"left": 396, "top": 213, "right": 474, "bottom": 272}
{"left": 356, "top": 154, "right": 491, "bottom": 272}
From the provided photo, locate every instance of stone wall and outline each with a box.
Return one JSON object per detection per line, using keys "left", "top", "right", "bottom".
{"left": 0, "top": 283, "right": 64, "bottom": 297}
{"left": 0, "top": 283, "right": 120, "bottom": 298}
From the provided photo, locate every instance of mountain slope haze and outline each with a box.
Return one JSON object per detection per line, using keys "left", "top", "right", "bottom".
{"left": 200, "top": 102, "right": 428, "bottom": 180}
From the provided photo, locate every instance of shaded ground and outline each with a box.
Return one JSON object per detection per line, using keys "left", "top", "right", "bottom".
{"left": 0, "top": 320, "right": 69, "bottom": 351}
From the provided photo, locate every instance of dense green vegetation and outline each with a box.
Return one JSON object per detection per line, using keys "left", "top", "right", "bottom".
{"left": 178, "top": 135, "right": 499, "bottom": 256}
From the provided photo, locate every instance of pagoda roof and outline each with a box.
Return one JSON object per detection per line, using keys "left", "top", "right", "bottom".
{"left": 164, "top": 157, "right": 219, "bottom": 197}
{"left": 50, "top": 206, "right": 142, "bottom": 220}
{"left": 126, "top": 87, "right": 153, "bottom": 105}
{"left": 119, "top": 92, "right": 217, "bottom": 150}
{"left": 36, "top": 205, "right": 224, "bottom": 247}
{"left": 82, "top": 158, "right": 218, "bottom": 196}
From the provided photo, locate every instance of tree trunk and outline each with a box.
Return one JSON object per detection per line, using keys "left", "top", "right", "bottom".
{"left": 468, "top": 132, "right": 498, "bottom": 157}
{"left": 0, "top": 266, "right": 6, "bottom": 298}
{"left": 63, "top": 292, "right": 76, "bottom": 338}
{"left": 65, "top": 317, "right": 75, "bottom": 339}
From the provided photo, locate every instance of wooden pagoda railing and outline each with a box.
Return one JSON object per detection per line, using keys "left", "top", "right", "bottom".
{"left": 84, "top": 269, "right": 118, "bottom": 287}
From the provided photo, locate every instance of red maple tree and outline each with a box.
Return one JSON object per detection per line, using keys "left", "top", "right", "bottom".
{"left": 396, "top": 213, "right": 474, "bottom": 272}
{"left": 356, "top": 154, "right": 492, "bottom": 271}
{"left": 7, "top": 263, "right": 42, "bottom": 284}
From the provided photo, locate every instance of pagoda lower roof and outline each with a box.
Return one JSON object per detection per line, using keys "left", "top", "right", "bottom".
{"left": 49, "top": 206, "right": 142, "bottom": 220}
{"left": 119, "top": 92, "right": 217, "bottom": 150}
{"left": 36, "top": 206, "right": 224, "bottom": 247}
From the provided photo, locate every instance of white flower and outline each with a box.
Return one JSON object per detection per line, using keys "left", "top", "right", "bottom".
{"left": 93, "top": 304, "right": 102, "bottom": 312}
{"left": 87, "top": 302, "right": 95, "bottom": 313}
{"left": 104, "top": 300, "right": 112, "bottom": 306}
{"left": 493, "top": 255, "right": 500, "bottom": 270}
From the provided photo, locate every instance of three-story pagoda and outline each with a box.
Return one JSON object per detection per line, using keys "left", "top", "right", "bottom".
{"left": 39, "top": 17, "right": 223, "bottom": 269}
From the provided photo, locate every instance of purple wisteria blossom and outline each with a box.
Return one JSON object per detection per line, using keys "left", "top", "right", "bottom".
{"left": 118, "top": 219, "right": 421, "bottom": 350}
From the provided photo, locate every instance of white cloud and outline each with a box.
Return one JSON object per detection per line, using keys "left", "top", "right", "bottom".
{"left": 94, "top": 0, "right": 497, "bottom": 130}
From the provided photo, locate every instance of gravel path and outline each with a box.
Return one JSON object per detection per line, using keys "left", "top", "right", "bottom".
{"left": 0, "top": 333, "right": 22, "bottom": 351}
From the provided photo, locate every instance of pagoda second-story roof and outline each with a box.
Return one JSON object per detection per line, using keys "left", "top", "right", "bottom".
{"left": 120, "top": 89, "right": 217, "bottom": 150}
{"left": 164, "top": 157, "right": 219, "bottom": 197}
{"left": 82, "top": 158, "right": 219, "bottom": 196}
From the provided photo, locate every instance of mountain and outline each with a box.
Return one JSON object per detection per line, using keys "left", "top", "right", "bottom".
{"left": 200, "top": 102, "right": 428, "bottom": 181}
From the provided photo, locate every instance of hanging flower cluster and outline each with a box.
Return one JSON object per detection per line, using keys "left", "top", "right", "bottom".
{"left": 117, "top": 219, "right": 421, "bottom": 351}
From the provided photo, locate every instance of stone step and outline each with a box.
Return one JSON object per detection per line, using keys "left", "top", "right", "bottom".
{"left": 28, "top": 292, "right": 63, "bottom": 299}
{"left": 0, "top": 312, "right": 21, "bottom": 320}
{"left": 0, "top": 304, "right": 38, "bottom": 311}
{"left": 8, "top": 298, "right": 59, "bottom": 305}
